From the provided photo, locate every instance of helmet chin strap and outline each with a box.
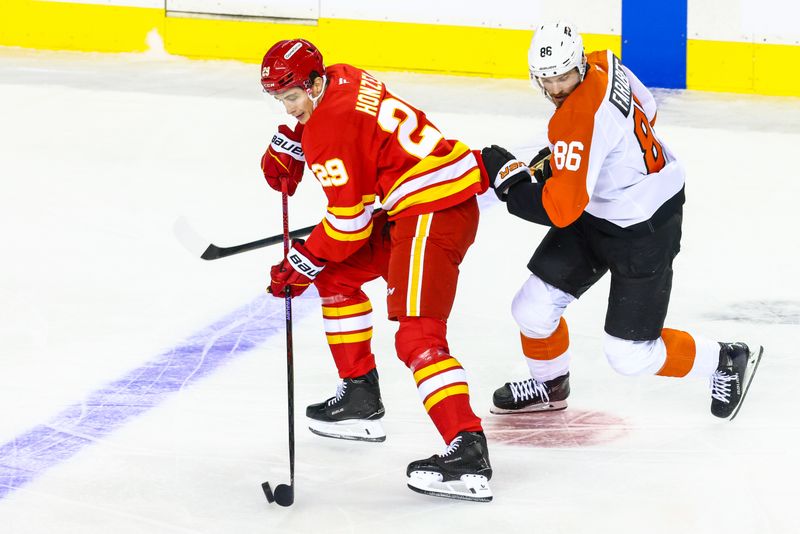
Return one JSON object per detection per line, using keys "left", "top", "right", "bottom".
{"left": 536, "top": 78, "right": 556, "bottom": 104}
{"left": 306, "top": 75, "right": 327, "bottom": 109}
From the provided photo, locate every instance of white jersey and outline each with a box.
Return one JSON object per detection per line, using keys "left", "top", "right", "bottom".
{"left": 541, "top": 50, "right": 685, "bottom": 229}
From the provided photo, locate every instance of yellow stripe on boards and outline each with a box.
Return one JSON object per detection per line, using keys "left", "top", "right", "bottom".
{"left": 322, "top": 301, "right": 372, "bottom": 318}
{"left": 753, "top": 42, "right": 800, "bottom": 97}
{"left": 687, "top": 40, "right": 755, "bottom": 94}
{"left": 324, "top": 20, "right": 620, "bottom": 79}
{"left": 7, "top": 3, "right": 798, "bottom": 95}
{"left": 583, "top": 35, "right": 623, "bottom": 61}
{"left": 423, "top": 384, "right": 470, "bottom": 412}
{"left": 0, "top": 1, "right": 162, "bottom": 52}
{"left": 688, "top": 39, "right": 800, "bottom": 96}
{"left": 413, "top": 357, "right": 460, "bottom": 383}
{"left": 326, "top": 330, "right": 372, "bottom": 345}
{"left": 163, "top": 13, "right": 320, "bottom": 62}
{"left": 0, "top": 4, "right": 620, "bottom": 79}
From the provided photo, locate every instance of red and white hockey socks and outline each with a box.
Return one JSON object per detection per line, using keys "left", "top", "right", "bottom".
{"left": 409, "top": 348, "right": 482, "bottom": 443}
{"left": 321, "top": 294, "right": 376, "bottom": 379}
{"left": 397, "top": 317, "right": 482, "bottom": 443}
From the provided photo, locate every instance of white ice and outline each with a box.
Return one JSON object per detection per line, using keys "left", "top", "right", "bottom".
{"left": 1, "top": 47, "right": 799, "bottom": 534}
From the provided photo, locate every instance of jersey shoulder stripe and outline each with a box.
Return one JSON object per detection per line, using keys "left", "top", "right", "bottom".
{"left": 381, "top": 144, "right": 482, "bottom": 216}
{"left": 321, "top": 217, "right": 373, "bottom": 242}
{"left": 386, "top": 167, "right": 482, "bottom": 216}
{"left": 383, "top": 141, "right": 471, "bottom": 200}
{"left": 327, "top": 194, "right": 377, "bottom": 217}
{"left": 323, "top": 196, "right": 377, "bottom": 238}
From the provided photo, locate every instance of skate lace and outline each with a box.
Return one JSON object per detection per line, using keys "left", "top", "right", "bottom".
{"left": 510, "top": 379, "right": 549, "bottom": 403}
{"left": 327, "top": 381, "right": 347, "bottom": 406}
{"left": 440, "top": 436, "right": 462, "bottom": 458}
{"left": 709, "top": 371, "right": 737, "bottom": 403}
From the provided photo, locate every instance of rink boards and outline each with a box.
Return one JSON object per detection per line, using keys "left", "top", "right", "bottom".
{"left": 1, "top": 0, "right": 799, "bottom": 96}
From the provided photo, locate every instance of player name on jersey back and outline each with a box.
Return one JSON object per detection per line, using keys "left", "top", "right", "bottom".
{"left": 609, "top": 54, "right": 632, "bottom": 118}
{"left": 355, "top": 71, "right": 384, "bottom": 117}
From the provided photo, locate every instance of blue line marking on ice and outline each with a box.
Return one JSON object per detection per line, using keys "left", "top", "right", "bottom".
{"left": 0, "top": 292, "right": 320, "bottom": 500}
{"left": 0, "top": 195, "right": 502, "bottom": 501}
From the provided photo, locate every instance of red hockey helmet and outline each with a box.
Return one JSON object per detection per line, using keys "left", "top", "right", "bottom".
{"left": 260, "top": 39, "right": 325, "bottom": 95}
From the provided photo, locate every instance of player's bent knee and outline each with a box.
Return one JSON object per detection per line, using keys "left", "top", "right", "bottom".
{"left": 511, "top": 275, "right": 573, "bottom": 338}
{"left": 395, "top": 316, "right": 448, "bottom": 366}
{"left": 603, "top": 334, "right": 666, "bottom": 376}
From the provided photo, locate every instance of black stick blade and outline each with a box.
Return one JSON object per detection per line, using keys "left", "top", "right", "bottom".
{"left": 199, "top": 227, "right": 315, "bottom": 260}
{"left": 174, "top": 216, "right": 317, "bottom": 261}
{"left": 262, "top": 481, "right": 275, "bottom": 503}
{"left": 200, "top": 244, "right": 223, "bottom": 260}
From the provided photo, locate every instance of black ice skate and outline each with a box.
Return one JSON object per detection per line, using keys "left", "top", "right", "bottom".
{"left": 406, "top": 431, "right": 493, "bottom": 502}
{"left": 490, "top": 373, "right": 570, "bottom": 414}
{"left": 710, "top": 342, "right": 763, "bottom": 420}
{"left": 306, "top": 369, "right": 386, "bottom": 442}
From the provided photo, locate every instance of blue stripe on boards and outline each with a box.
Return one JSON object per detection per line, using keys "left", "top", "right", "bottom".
{"left": 621, "top": 0, "right": 687, "bottom": 89}
{"left": 0, "top": 292, "right": 320, "bottom": 500}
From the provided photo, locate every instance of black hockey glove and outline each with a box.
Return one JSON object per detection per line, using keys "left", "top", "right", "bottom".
{"left": 529, "top": 147, "right": 553, "bottom": 183}
{"left": 481, "top": 145, "right": 532, "bottom": 201}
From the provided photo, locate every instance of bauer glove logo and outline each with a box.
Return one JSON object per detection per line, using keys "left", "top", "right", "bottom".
{"left": 499, "top": 160, "right": 529, "bottom": 180}
{"left": 287, "top": 250, "right": 323, "bottom": 278}
{"left": 271, "top": 133, "right": 305, "bottom": 160}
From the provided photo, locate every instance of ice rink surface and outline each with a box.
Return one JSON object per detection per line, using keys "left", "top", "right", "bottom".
{"left": 1, "top": 46, "right": 799, "bottom": 533}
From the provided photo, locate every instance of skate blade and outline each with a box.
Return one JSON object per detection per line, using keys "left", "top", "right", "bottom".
{"left": 490, "top": 400, "right": 568, "bottom": 415}
{"left": 307, "top": 418, "right": 386, "bottom": 442}
{"left": 729, "top": 345, "right": 764, "bottom": 421}
{"left": 407, "top": 472, "right": 492, "bottom": 503}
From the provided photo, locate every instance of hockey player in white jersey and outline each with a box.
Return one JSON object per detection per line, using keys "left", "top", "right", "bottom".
{"left": 480, "top": 22, "right": 762, "bottom": 420}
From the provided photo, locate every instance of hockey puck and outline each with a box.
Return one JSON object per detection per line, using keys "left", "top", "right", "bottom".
{"left": 273, "top": 484, "right": 294, "bottom": 507}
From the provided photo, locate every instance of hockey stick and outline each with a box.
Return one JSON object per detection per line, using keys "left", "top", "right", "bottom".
{"left": 173, "top": 216, "right": 315, "bottom": 261}
{"left": 262, "top": 177, "right": 296, "bottom": 507}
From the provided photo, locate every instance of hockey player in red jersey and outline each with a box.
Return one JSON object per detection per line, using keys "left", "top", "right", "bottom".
{"left": 260, "top": 39, "right": 492, "bottom": 501}
{"left": 481, "top": 22, "right": 762, "bottom": 420}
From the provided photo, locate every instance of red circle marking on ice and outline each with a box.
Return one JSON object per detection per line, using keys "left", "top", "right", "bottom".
{"left": 484, "top": 409, "right": 628, "bottom": 448}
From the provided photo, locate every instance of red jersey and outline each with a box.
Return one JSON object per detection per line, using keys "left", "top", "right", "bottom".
{"left": 300, "top": 64, "right": 487, "bottom": 263}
